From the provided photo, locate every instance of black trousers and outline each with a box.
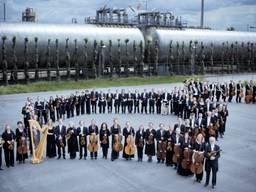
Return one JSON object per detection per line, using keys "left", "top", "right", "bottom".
{"left": 236, "top": 92, "right": 241, "bottom": 103}
{"left": 57, "top": 146, "right": 66, "bottom": 158}
{"left": 121, "top": 102, "right": 126, "bottom": 113}
{"left": 0, "top": 147, "right": 2, "bottom": 168}
{"left": 114, "top": 102, "right": 120, "bottom": 113}
{"left": 137, "top": 146, "right": 143, "bottom": 160}
{"left": 81, "top": 104, "right": 85, "bottom": 115}
{"left": 76, "top": 105, "right": 80, "bottom": 116}
{"left": 107, "top": 102, "right": 112, "bottom": 113}
{"left": 79, "top": 144, "right": 87, "bottom": 158}
{"left": 141, "top": 102, "right": 147, "bottom": 114}
{"left": 91, "top": 102, "right": 97, "bottom": 113}
{"left": 134, "top": 102, "right": 139, "bottom": 113}
{"left": 90, "top": 152, "right": 97, "bottom": 158}
{"left": 4, "top": 148, "right": 14, "bottom": 167}
{"left": 206, "top": 166, "right": 217, "bottom": 186}
{"left": 149, "top": 101, "right": 155, "bottom": 114}
{"left": 102, "top": 146, "right": 108, "bottom": 158}
{"left": 156, "top": 103, "right": 161, "bottom": 114}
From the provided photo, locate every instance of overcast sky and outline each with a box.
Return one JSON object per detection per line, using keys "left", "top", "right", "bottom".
{"left": 0, "top": 0, "right": 255, "bottom": 31}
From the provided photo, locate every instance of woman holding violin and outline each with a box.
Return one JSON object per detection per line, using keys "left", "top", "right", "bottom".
{"left": 2, "top": 124, "right": 15, "bottom": 167}
{"left": 135, "top": 125, "right": 145, "bottom": 162}
{"left": 99, "top": 122, "right": 110, "bottom": 159}
{"left": 191, "top": 133, "right": 205, "bottom": 183}
{"left": 16, "top": 121, "right": 28, "bottom": 164}
{"left": 122, "top": 121, "right": 135, "bottom": 160}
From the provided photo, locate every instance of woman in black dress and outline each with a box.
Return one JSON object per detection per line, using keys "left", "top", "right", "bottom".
{"left": 135, "top": 125, "right": 145, "bottom": 162}
{"left": 16, "top": 121, "right": 28, "bottom": 163}
{"left": 46, "top": 120, "right": 56, "bottom": 158}
{"left": 111, "top": 118, "right": 121, "bottom": 161}
{"left": 122, "top": 121, "right": 135, "bottom": 160}
{"left": 2, "top": 125, "right": 15, "bottom": 167}
{"left": 67, "top": 122, "right": 79, "bottom": 159}
{"left": 99, "top": 122, "right": 110, "bottom": 159}
{"left": 145, "top": 122, "right": 156, "bottom": 162}
{"left": 165, "top": 125, "right": 174, "bottom": 166}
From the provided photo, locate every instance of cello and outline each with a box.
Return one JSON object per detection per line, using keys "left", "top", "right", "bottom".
{"left": 113, "top": 134, "right": 123, "bottom": 152}
{"left": 172, "top": 144, "right": 181, "bottom": 163}
{"left": 181, "top": 148, "right": 193, "bottom": 170}
{"left": 190, "top": 151, "right": 204, "bottom": 174}
{"left": 17, "top": 135, "right": 28, "bottom": 158}
{"left": 124, "top": 135, "right": 135, "bottom": 156}
{"left": 87, "top": 133, "right": 98, "bottom": 153}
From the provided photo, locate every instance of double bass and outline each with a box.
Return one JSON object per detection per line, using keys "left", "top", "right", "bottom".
{"left": 87, "top": 133, "right": 98, "bottom": 153}
{"left": 181, "top": 148, "right": 193, "bottom": 170}
{"left": 124, "top": 135, "right": 135, "bottom": 156}
{"left": 190, "top": 151, "right": 204, "bottom": 174}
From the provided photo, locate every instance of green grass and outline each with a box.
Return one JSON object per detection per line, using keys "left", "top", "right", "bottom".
{"left": 0, "top": 76, "right": 199, "bottom": 95}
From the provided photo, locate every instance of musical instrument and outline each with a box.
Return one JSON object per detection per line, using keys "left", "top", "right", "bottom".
{"left": 208, "top": 124, "right": 216, "bottom": 136}
{"left": 124, "top": 135, "right": 135, "bottom": 156}
{"left": 166, "top": 141, "right": 172, "bottom": 151}
{"left": 207, "top": 149, "right": 221, "bottom": 158}
{"left": 157, "top": 141, "right": 167, "bottom": 160}
{"left": 239, "top": 90, "right": 244, "bottom": 98}
{"left": 0, "top": 138, "right": 4, "bottom": 147}
{"left": 87, "top": 133, "right": 98, "bottom": 153}
{"left": 102, "top": 134, "right": 108, "bottom": 145}
{"left": 190, "top": 151, "right": 204, "bottom": 174}
{"left": 113, "top": 134, "right": 123, "bottom": 152}
{"left": 147, "top": 133, "right": 154, "bottom": 145}
{"left": 231, "top": 87, "right": 236, "bottom": 96}
{"left": 181, "top": 148, "right": 193, "bottom": 170}
{"left": 80, "top": 135, "right": 86, "bottom": 146}
{"left": 65, "top": 129, "right": 73, "bottom": 140}
{"left": 138, "top": 137, "right": 144, "bottom": 148}
{"left": 172, "top": 144, "right": 181, "bottom": 163}
{"left": 17, "top": 136, "right": 28, "bottom": 155}
{"left": 59, "top": 137, "right": 64, "bottom": 148}
{"left": 245, "top": 89, "right": 253, "bottom": 104}
{"left": 8, "top": 141, "right": 14, "bottom": 150}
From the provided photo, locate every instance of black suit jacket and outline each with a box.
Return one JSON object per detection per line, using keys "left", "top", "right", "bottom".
{"left": 204, "top": 144, "right": 220, "bottom": 172}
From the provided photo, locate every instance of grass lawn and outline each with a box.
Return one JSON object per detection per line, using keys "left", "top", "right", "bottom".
{"left": 0, "top": 76, "right": 199, "bottom": 95}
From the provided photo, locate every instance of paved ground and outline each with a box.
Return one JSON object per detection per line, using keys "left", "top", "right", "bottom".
{"left": 0, "top": 73, "right": 256, "bottom": 192}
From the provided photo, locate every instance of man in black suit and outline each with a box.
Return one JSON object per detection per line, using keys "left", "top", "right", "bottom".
{"left": 236, "top": 81, "right": 243, "bottom": 103}
{"left": 106, "top": 89, "right": 113, "bottom": 113}
{"left": 98, "top": 91, "right": 106, "bottom": 114}
{"left": 114, "top": 90, "right": 121, "bottom": 114}
{"left": 141, "top": 89, "right": 148, "bottom": 114}
{"left": 77, "top": 120, "right": 88, "bottom": 160}
{"left": 54, "top": 118, "right": 66, "bottom": 159}
{"left": 85, "top": 90, "right": 91, "bottom": 114}
{"left": 133, "top": 90, "right": 140, "bottom": 113}
{"left": 204, "top": 137, "right": 220, "bottom": 189}
{"left": 90, "top": 89, "right": 98, "bottom": 114}
{"left": 148, "top": 89, "right": 156, "bottom": 114}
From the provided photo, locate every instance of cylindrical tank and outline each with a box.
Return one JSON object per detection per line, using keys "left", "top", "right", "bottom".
{"left": 0, "top": 23, "right": 145, "bottom": 68}
{"left": 144, "top": 27, "right": 256, "bottom": 63}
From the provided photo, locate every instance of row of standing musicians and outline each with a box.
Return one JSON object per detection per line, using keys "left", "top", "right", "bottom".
{"left": 0, "top": 114, "right": 223, "bottom": 189}
{"left": 20, "top": 79, "right": 244, "bottom": 126}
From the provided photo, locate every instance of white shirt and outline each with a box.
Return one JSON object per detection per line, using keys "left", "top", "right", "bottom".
{"left": 211, "top": 144, "right": 215, "bottom": 151}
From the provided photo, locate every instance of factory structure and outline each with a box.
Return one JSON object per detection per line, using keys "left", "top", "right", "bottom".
{"left": 0, "top": 6, "right": 256, "bottom": 85}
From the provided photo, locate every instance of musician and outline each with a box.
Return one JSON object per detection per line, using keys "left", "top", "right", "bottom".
{"left": 218, "top": 105, "right": 228, "bottom": 138}
{"left": 122, "top": 121, "right": 135, "bottom": 160}
{"left": 165, "top": 125, "right": 174, "bottom": 167}
{"left": 156, "top": 123, "right": 167, "bottom": 163}
{"left": 133, "top": 89, "right": 140, "bottom": 113}
{"left": 85, "top": 89, "right": 91, "bottom": 114}
{"left": 253, "top": 82, "right": 256, "bottom": 103}
{"left": 215, "top": 83, "right": 221, "bottom": 102}
{"left": 21, "top": 102, "right": 31, "bottom": 135}
{"left": 90, "top": 89, "right": 98, "bottom": 114}
{"left": 0, "top": 136, "right": 3, "bottom": 170}
{"left": 46, "top": 120, "right": 56, "bottom": 158}
{"left": 183, "top": 95, "right": 192, "bottom": 119}
{"left": 41, "top": 98, "right": 49, "bottom": 124}
{"left": 177, "top": 132, "right": 193, "bottom": 176}
{"left": 228, "top": 80, "right": 235, "bottom": 102}
{"left": 80, "top": 91, "right": 86, "bottom": 115}
{"left": 148, "top": 89, "right": 156, "bottom": 114}
{"left": 126, "top": 91, "right": 133, "bottom": 114}
{"left": 155, "top": 91, "right": 162, "bottom": 114}
{"left": 55, "top": 96, "right": 61, "bottom": 120}
{"left": 120, "top": 89, "right": 126, "bottom": 114}
{"left": 192, "top": 133, "right": 205, "bottom": 183}
{"left": 60, "top": 96, "right": 66, "bottom": 119}
{"left": 145, "top": 122, "right": 156, "bottom": 162}
{"left": 67, "top": 122, "right": 78, "bottom": 159}
{"left": 161, "top": 90, "right": 170, "bottom": 115}
{"left": 106, "top": 89, "right": 113, "bottom": 113}
{"left": 135, "top": 125, "right": 145, "bottom": 162}
{"left": 141, "top": 89, "right": 148, "bottom": 114}
{"left": 195, "top": 113, "right": 206, "bottom": 129}
{"left": 114, "top": 90, "right": 121, "bottom": 114}
{"left": 16, "top": 121, "right": 28, "bottom": 164}
{"left": 110, "top": 118, "right": 122, "bottom": 161}
{"left": 70, "top": 95, "right": 75, "bottom": 117}
{"left": 88, "top": 119, "right": 99, "bottom": 160}
{"left": 173, "top": 127, "right": 183, "bottom": 169}
{"left": 99, "top": 122, "right": 110, "bottom": 159}
{"left": 77, "top": 120, "right": 88, "bottom": 160}
{"left": 236, "top": 80, "right": 243, "bottom": 103}
{"left": 54, "top": 118, "right": 66, "bottom": 159}
{"left": 75, "top": 93, "right": 81, "bottom": 116}
{"left": 49, "top": 96, "right": 56, "bottom": 122}
{"left": 98, "top": 91, "right": 106, "bottom": 114}
{"left": 2, "top": 125, "right": 15, "bottom": 167}
{"left": 65, "top": 97, "right": 71, "bottom": 118}
{"left": 204, "top": 137, "right": 220, "bottom": 189}
{"left": 221, "top": 83, "right": 228, "bottom": 102}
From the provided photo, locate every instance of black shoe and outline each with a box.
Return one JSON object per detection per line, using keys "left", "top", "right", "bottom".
{"left": 10, "top": 164, "right": 14, "bottom": 167}
{"left": 204, "top": 183, "right": 208, "bottom": 187}
{"left": 84, "top": 157, "right": 86, "bottom": 160}
{"left": 63, "top": 156, "right": 66, "bottom": 159}
{"left": 79, "top": 157, "right": 82, "bottom": 160}
{"left": 0, "top": 168, "right": 3, "bottom": 170}
{"left": 57, "top": 156, "right": 61, "bottom": 159}
{"left": 212, "top": 185, "right": 215, "bottom": 189}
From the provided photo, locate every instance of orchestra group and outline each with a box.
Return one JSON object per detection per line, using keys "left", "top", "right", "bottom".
{"left": 1, "top": 78, "right": 255, "bottom": 189}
